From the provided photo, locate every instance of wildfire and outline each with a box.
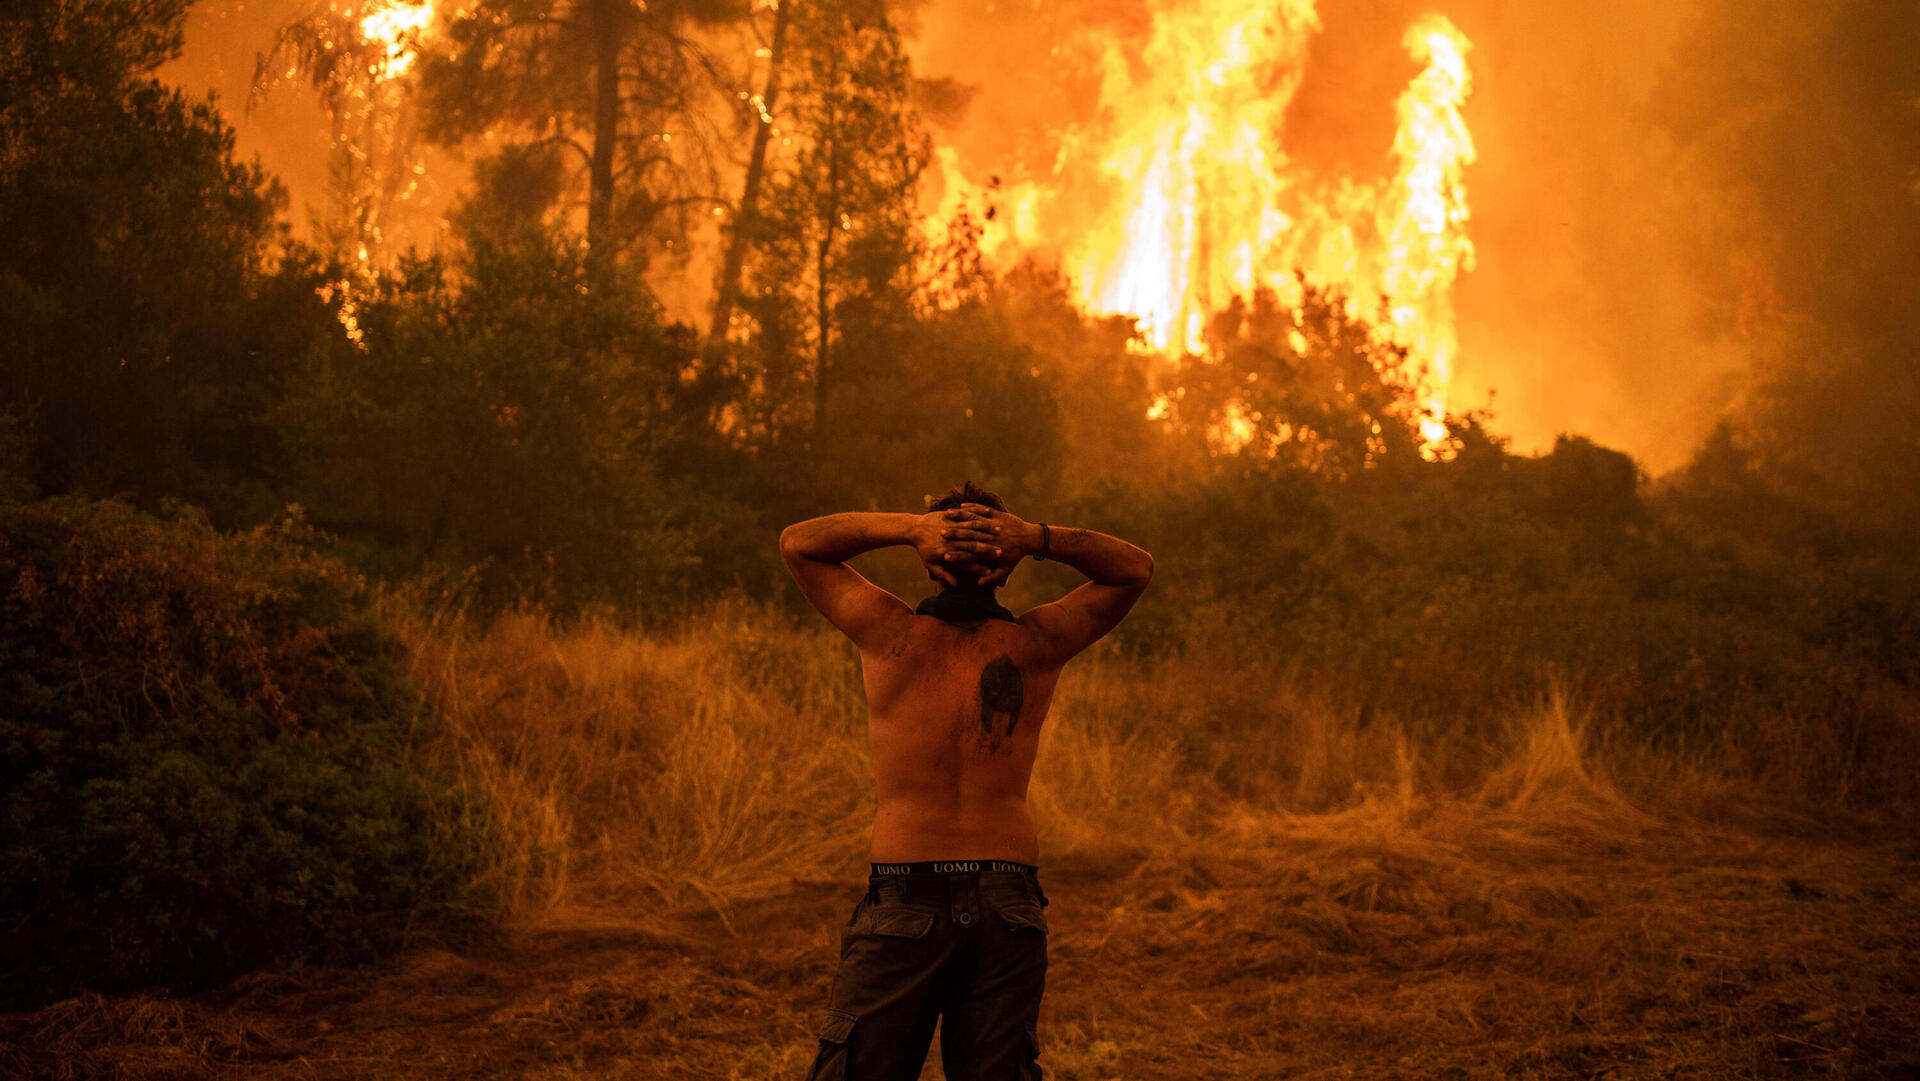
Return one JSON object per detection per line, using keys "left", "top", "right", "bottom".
{"left": 971, "top": 2, "right": 1477, "bottom": 451}
{"left": 358, "top": 0, "right": 435, "bottom": 80}
{"left": 294, "top": 0, "right": 439, "bottom": 344}
{"left": 1382, "top": 15, "right": 1476, "bottom": 446}
{"left": 1073, "top": 0, "right": 1320, "bottom": 356}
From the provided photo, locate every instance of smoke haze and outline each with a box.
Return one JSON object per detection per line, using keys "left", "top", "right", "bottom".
{"left": 163, "top": 0, "right": 461, "bottom": 255}
{"left": 161, "top": 0, "right": 1919, "bottom": 474}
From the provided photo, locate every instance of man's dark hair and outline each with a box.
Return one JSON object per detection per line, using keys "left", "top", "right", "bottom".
{"left": 926, "top": 481, "right": 1005, "bottom": 514}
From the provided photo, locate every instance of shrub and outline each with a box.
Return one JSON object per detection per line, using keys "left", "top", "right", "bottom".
{"left": 1040, "top": 440, "right": 1916, "bottom": 793}
{"left": 0, "top": 497, "right": 495, "bottom": 1007}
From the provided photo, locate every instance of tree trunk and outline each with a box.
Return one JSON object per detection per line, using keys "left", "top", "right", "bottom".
{"left": 813, "top": 222, "right": 833, "bottom": 426}
{"left": 708, "top": 0, "right": 792, "bottom": 340}
{"left": 586, "top": 0, "right": 622, "bottom": 256}
{"left": 811, "top": 35, "right": 844, "bottom": 433}
{"left": 814, "top": 139, "right": 839, "bottom": 429}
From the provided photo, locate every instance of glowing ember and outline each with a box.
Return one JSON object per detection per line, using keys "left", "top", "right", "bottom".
{"left": 317, "top": 280, "right": 368, "bottom": 348}
{"left": 971, "top": 2, "right": 1478, "bottom": 453}
{"left": 359, "top": 0, "right": 434, "bottom": 79}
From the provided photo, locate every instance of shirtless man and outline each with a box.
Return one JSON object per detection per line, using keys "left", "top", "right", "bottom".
{"left": 779, "top": 482, "right": 1154, "bottom": 1081}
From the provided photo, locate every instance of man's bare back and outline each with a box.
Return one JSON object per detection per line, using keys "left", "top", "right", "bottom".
{"left": 779, "top": 493, "right": 1152, "bottom": 863}
{"left": 861, "top": 616, "right": 1060, "bottom": 864}
{"left": 779, "top": 482, "right": 1151, "bottom": 1081}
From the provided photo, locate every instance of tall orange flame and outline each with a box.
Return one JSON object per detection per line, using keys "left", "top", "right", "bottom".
{"left": 1382, "top": 15, "right": 1476, "bottom": 446}
{"left": 964, "top": 2, "right": 1477, "bottom": 451}
{"left": 295, "top": 0, "right": 438, "bottom": 347}
{"left": 1073, "top": 0, "right": 1320, "bottom": 356}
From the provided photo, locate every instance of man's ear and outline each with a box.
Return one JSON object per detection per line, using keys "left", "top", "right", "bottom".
{"left": 950, "top": 558, "right": 994, "bottom": 585}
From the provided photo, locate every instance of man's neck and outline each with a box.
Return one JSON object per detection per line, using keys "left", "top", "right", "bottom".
{"left": 916, "top": 585, "right": 1015, "bottom": 623}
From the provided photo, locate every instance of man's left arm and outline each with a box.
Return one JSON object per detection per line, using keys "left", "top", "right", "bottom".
{"left": 778, "top": 510, "right": 994, "bottom": 649}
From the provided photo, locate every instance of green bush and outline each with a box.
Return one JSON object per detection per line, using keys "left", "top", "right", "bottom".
{"left": 1049, "top": 435, "right": 1911, "bottom": 764}
{"left": 0, "top": 497, "right": 495, "bottom": 1007}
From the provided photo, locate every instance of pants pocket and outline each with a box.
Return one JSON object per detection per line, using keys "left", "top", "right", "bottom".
{"left": 839, "top": 897, "right": 868, "bottom": 956}
{"left": 994, "top": 900, "right": 1049, "bottom": 935}
{"left": 805, "top": 1007, "right": 858, "bottom": 1081}
{"left": 867, "top": 903, "right": 936, "bottom": 938}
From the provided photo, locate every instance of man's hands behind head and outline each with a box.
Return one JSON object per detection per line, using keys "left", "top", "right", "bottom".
{"left": 906, "top": 503, "right": 1026, "bottom": 588}
{"left": 930, "top": 503, "right": 1040, "bottom": 588}
{"left": 907, "top": 506, "right": 989, "bottom": 588}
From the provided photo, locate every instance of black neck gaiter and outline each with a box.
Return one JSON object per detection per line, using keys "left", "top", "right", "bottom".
{"left": 914, "top": 587, "right": 1016, "bottom": 623}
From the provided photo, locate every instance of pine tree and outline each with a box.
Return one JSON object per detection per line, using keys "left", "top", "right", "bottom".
{"left": 418, "top": 0, "right": 737, "bottom": 260}
{"left": 0, "top": 0, "right": 329, "bottom": 519}
{"left": 737, "top": 0, "right": 927, "bottom": 435}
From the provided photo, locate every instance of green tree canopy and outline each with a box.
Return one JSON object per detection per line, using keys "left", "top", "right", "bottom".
{"left": 0, "top": 0, "right": 334, "bottom": 524}
{"left": 419, "top": 0, "right": 740, "bottom": 258}
{"left": 278, "top": 215, "right": 708, "bottom": 612}
{"left": 737, "top": 0, "right": 928, "bottom": 438}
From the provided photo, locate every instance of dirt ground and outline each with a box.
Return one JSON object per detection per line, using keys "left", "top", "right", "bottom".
{"left": 5, "top": 797, "right": 1918, "bottom": 1081}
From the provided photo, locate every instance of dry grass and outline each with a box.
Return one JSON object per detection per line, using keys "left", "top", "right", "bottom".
{"left": 391, "top": 599, "right": 1910, "bottom": 913}
{"left": 388, "top": 598, "right": 877, "bottom": 916}
{"left": 5, "top": 601, "right": 1916, "bottom": 1079}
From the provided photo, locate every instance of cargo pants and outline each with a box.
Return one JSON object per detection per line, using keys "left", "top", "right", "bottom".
{"left": 806, "top": 866, "right": 1048, "bottom": 1080}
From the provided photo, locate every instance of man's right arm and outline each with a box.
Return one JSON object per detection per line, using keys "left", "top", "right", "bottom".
{"left": 779, "top": 510, "right": 989, "bottom": 650}
{"left": 948, "top": 506, "right": 1154, "bottom": 664}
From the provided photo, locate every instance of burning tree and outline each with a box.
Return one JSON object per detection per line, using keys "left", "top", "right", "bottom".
{"left": 954, "top": 0, "right": 1478, "bottom": 455}
{"left": 416, "top": 0, "right": 737, "bottom": 261}
{"left": 726, "top": 0, "right": 927, "bottom": 438}
{"left": 1168, "top": 281, "right": 1441, "bottom": 476}
{"left": 253, "top": 0, "right": 444, "bottom": 264}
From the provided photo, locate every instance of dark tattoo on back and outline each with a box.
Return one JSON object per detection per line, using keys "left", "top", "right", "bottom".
{"left": 978, "top": 655, "right": 1024, "bottom": 754}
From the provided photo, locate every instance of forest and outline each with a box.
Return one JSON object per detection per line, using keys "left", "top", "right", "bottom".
{"left": 2, "top": 0, "right": 1917, "bottom": 1077}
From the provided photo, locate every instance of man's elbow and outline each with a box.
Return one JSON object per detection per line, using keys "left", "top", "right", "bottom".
{"left": 1096, "top": 548, "right": 1154, "bottom": 591}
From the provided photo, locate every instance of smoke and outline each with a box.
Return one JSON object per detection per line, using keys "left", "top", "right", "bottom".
{"left": 907, "top": 0, "right": 1919, "bottom": 473}
{"left": 1648, "top": 0, "right": 1920, "bottom": 519}
{"left": 162, "top": 0, "right": 461, "bottom": 258}
{"left": 162, "top": 1, "right": 327, "bottom": 211}
{"left": 160, "top": 0, "right": 1918, "bottom": 477}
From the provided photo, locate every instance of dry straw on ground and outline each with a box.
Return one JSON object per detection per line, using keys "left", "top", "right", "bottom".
{"left": 4, "top": 601, "right": 1915, "bottom": 1080}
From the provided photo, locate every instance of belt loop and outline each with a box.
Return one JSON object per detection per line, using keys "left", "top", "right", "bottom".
{"left": 953, "top": 876, "right": 980, "bottom": 928}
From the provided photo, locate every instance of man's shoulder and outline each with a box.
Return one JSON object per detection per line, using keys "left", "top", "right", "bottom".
{"left": 1013, "top": 601, "right": 1070, "bottom": 640}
